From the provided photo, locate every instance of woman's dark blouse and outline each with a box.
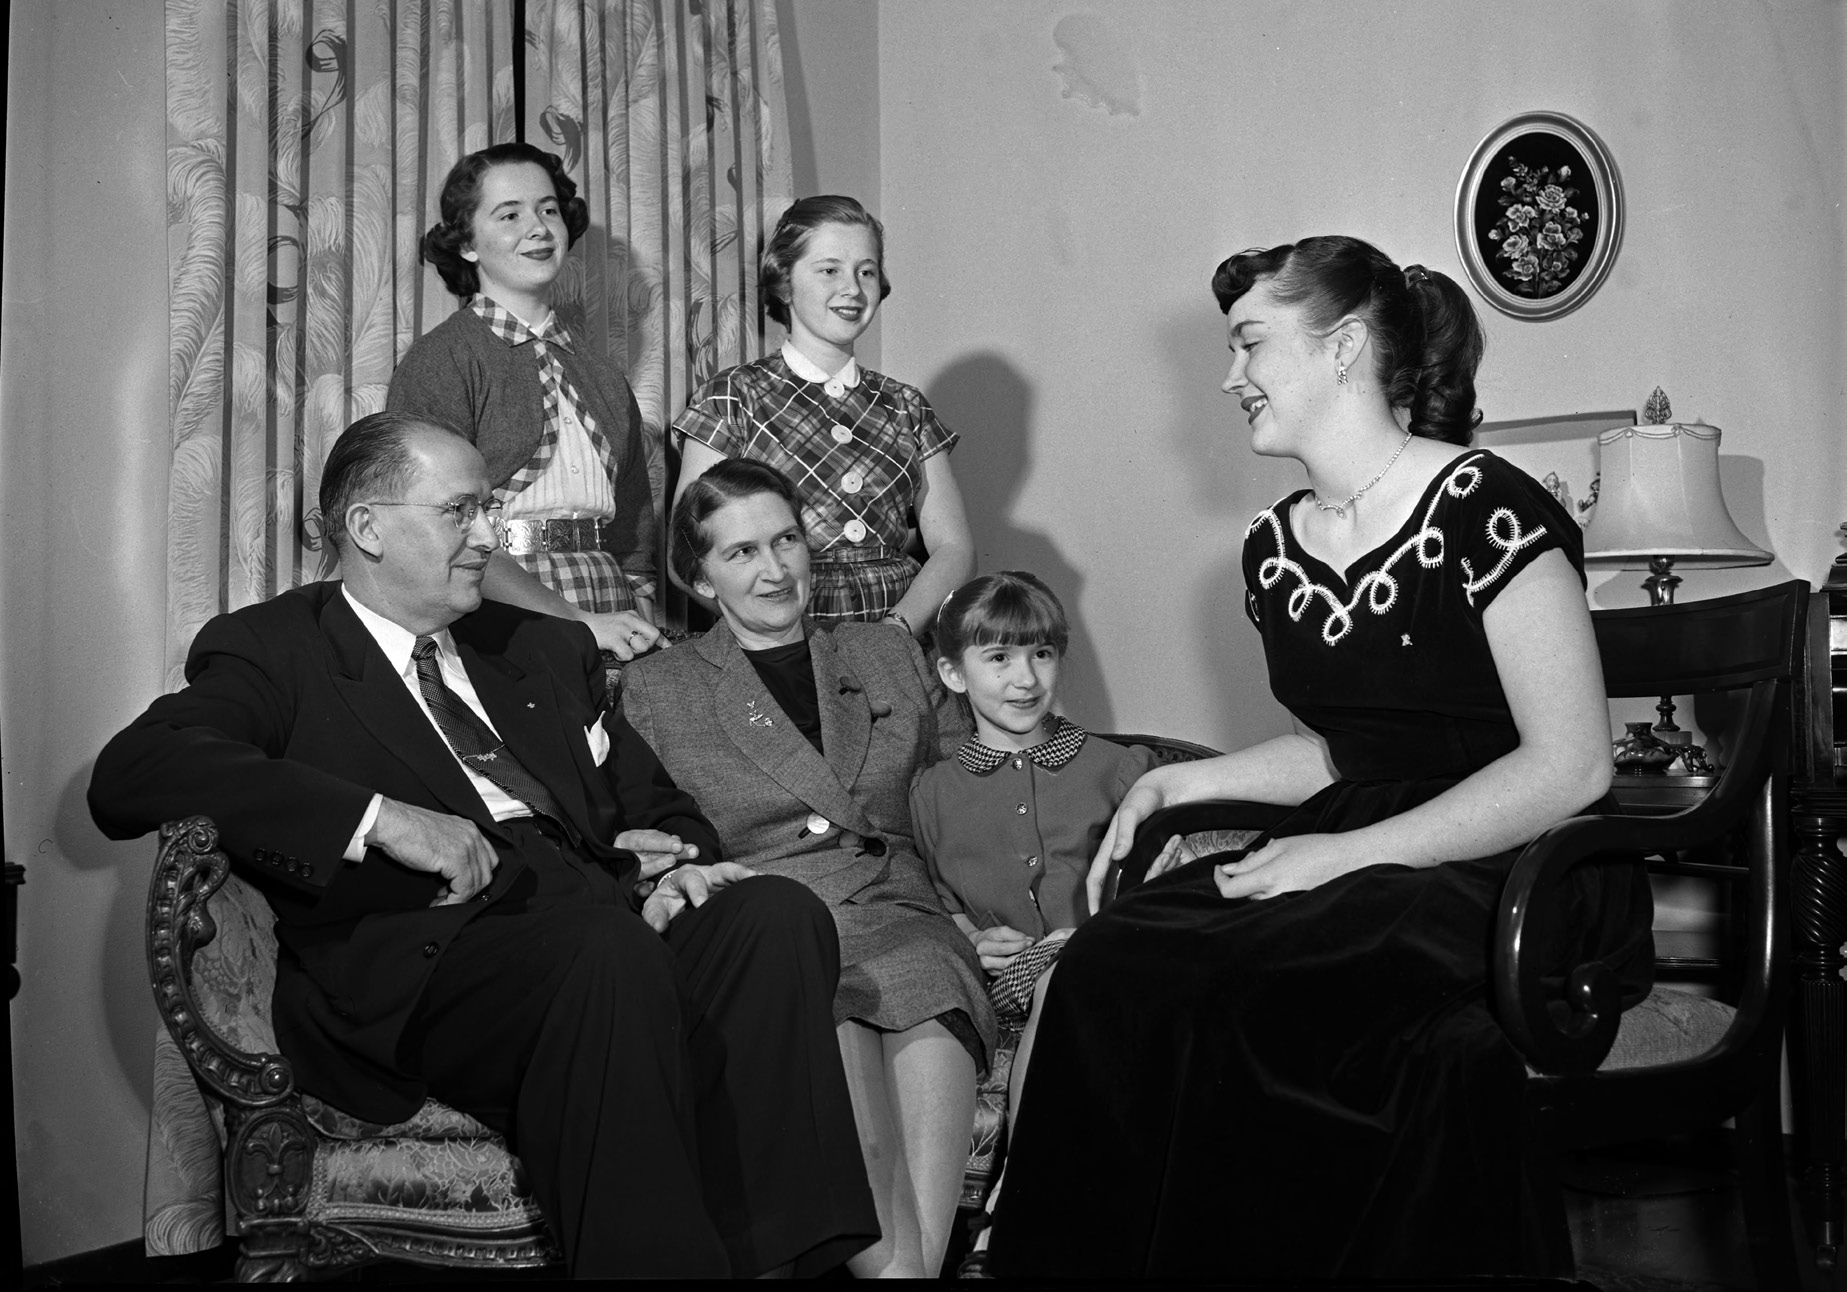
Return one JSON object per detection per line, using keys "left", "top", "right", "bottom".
{"left": 1244, "top": 449, "right": 1578, "bottom": 783}
{"left": 743, "top": 639, "right": 823, "bottom": 754}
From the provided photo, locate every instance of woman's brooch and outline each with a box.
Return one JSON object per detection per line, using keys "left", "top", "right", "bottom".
{"left": 746, "top": 699, "right": 773, "bottom": 728}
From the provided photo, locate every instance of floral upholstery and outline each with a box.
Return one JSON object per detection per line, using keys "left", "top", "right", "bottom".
{"left": 1601, "top": 987, "right": 1736, "bottom": 1072}
{"left": 145, "top": 870, "right": 551, "bottom": 1263}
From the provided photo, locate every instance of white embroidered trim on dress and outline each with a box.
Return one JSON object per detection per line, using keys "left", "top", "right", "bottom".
{"left": 1247, "top": 453, "right": 1541, "bottom": 644}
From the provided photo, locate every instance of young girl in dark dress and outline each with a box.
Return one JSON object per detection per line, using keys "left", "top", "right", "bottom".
{"left": 987, "top": 236, "right": 1654, "bottom": 1280}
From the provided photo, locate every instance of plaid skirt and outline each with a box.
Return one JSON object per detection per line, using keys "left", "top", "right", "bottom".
{"left": 509, "top": 549, "right": 636, "bottom": 614}
{"left": 808, "top": 552, "right": 921, "bottom": 625}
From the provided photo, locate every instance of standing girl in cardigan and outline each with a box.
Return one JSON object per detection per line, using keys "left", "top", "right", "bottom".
{"left": 670, "top": 196, "right": 974, "bottom": 641}
{"left": 388, "top": 143, "right": 662, "bottom": 661}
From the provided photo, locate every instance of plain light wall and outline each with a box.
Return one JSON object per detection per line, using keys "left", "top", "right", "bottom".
{"left": 876, "top": 0, "right": 1846, "bottom": 751}
{"left": 777, "top": 0, "right": 882, "bottom": 366}
{"left": 4, "top": 1, "right": 174, "bottom": 1264}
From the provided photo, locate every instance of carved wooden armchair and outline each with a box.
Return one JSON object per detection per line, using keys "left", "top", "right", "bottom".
{"left": 958, "top": 731, "right": 1225, "bottom": 1210}
{"left": 1108, "top": 581, "right": 1810, "bottom": 1288}
{"left": 147, "top": 817, "right": 560, "bottom": 1281}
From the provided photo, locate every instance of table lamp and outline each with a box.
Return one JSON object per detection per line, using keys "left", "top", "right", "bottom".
{"left": 1582, "top": 388, "right": 1772, "bottom": 757}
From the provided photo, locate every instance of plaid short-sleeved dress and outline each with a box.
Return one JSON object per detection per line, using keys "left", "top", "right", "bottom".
{"left": 673, "top": 349, "right": 959, "bottom": 623}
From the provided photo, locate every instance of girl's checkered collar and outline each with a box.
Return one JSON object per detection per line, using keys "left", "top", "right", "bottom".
{"left": 956, "top": 716, "right": 1088, "bottom": 774}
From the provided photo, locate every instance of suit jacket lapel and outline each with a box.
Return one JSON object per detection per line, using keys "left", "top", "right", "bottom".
{"left": 809, "top": 628, "right": 873, "bottom": 794}
{"left": 702, "top": 622, "right": 876, "bottom": 835}
{"left": 322, "top": 590, "right": 497, "bottom": 832}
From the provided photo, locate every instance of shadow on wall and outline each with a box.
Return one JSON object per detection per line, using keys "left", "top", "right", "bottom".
{"left": 924, "top": 353, "right": 1118, "bottom": 732}
{"left": 55, "top": 762, "right": 157, "bottom": 1126}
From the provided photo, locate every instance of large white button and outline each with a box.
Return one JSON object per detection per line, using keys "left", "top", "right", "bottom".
{"left": 842, "top": 519, "right": 868, "bottom": 543}
{"left": 841, "top": 470, "right": 865, "bottom": 494}
{"left": 831, "top": 423, "right": 853, "bottom": 444}
{"left": 824, "top": 378, "right": 846, "bottom": 398}
{"left": 805, "top": 813, "right": 831, "bottom": 835}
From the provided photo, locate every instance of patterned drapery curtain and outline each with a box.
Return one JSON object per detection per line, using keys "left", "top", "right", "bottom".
{"left": 525, "top": 0, "right": 793, "bottom": 620}
{"left": 164, "top": 0, "right": 516, "bottom": 689}
{"left": 150, "top": 6, "right": 792, "bottom": 1248}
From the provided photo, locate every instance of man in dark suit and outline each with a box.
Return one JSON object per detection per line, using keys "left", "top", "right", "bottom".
{"left": 90, "top": 412, "right": 875, "bottom": 1278}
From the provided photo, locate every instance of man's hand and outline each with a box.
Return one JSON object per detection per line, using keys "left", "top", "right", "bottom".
{"left": 614, "top": 829, "right": 700, "bottom": 879}
{"left": 368, "top": 799, "right": 498, "bottom": 906}
{"left": 642, "top": 861, "right": 757, "bottom": 933}
{"left": 587, "top": 610, "right": 662, "bottom": 661}
{"left": 971, "top": 924, "right": 1036, "bottom": 975}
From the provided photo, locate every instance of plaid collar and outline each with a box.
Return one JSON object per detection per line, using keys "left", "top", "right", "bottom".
{"left": 956, "top": 716, "right": 1088, "bottom": 774}
{"left": 471, "top": 295, "right": 573, "bottom": 354}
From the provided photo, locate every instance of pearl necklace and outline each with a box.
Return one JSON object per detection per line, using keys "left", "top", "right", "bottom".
{"left": 1310, "top": 431, "right": 1413, "bottom": 519}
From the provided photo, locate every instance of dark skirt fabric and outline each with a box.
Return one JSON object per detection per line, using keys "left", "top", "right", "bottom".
{"left": 987, "top": 777, "right": 1653, "bottom": 1280}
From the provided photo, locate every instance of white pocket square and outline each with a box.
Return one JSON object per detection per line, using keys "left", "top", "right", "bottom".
{"left": 586, "top": 720, "right": 611, "bottom": 767}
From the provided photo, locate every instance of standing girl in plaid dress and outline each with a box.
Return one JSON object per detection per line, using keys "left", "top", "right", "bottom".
{"left": 389, "top": 143, "right": 663, "bottom": 663}
{"left": 671, "top": 197, "right": 974, "bottom": 640}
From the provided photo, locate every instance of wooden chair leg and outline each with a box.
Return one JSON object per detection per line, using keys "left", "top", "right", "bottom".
{"left": 1735, "top": 1084, "right": 1804, "bottom": 1291}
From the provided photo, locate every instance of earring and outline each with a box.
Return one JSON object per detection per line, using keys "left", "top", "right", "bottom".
{"left": 1336, "top": 364, "right": 1349, "bottom": 386}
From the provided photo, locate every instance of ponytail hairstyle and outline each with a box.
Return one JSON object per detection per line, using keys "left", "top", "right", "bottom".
{"left": 420, "top": 143, "right": 591, "bottom": 299}
{"left": 1210, "top": 235, "right": 1485, "bottom": 444}
{"left": 936, "top": 571, "right": 1070, "bottom": 662}
{"left": 760, "top": 195, "right": 892, "bottom": 328}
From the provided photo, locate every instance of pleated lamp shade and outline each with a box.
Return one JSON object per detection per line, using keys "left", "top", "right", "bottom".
{"left": 1582, "top": 423, "right": 1772, "bottom": 570}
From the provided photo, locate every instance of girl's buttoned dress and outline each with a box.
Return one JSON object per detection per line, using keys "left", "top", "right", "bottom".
{"left": 910, "top": 719, "right": 1153, "bottom": 1024}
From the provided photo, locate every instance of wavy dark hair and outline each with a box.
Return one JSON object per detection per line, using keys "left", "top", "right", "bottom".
{"left": 760, "top": 195, "right": 891, "bottom": 328}
{"left": 319, "top": 411, "right": 461, "bottom": 553}
{"left": 420, "top": 143, "right": 591, "bottom": 299}
{"left": 670, "top": 458, "right": 807, "bottom": 590}
{"left": 936, "top": 571, "right": 1070, "bottom": 662}
{"left": 1210, "top": 235, "right": 1484, "bottom": 444}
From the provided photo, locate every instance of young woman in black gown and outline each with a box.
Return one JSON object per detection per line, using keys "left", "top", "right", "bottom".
{"left": 985, "top": 236, "right": 1654, "bottom": 1279}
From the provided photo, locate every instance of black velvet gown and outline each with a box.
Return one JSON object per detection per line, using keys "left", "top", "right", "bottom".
{"left": 988, "top": 450, "right": 1654, "bottom": 1279}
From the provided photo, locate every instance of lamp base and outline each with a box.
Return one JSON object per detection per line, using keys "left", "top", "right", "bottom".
{"left": 1642, "top": 555, "right": 1682, "bottom": 607}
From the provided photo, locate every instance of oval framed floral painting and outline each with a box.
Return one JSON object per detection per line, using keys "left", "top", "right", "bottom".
{"left": 1454, "top": 112, "right": 1623, "bottom": 321}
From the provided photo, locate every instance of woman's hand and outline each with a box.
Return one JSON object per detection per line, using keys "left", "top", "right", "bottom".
{"left": 1086, "top": 775, "right": 1168, "bottom": 914}
{"left": 614, "top": 829, "right": 699, "bottom": 879}
{"left": 971, "top": 924, "right": 1036, "bottom": 974}
{"left": 1214, "top": 833, "right": 1371, "bottom": 901}
{"left": 586, "top": 610, "right": 661, "bottom": 660}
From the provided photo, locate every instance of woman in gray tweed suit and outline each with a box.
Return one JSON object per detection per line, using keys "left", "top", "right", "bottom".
{"left": 622, "top": 459, "right": 994, "bottom": 1279}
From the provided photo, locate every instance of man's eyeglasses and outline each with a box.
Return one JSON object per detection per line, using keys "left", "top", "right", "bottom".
{"left": 366, "top": 496, "right": 506, "bottom": 534}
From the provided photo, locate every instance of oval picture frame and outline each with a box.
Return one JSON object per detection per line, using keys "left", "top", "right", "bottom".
{"left": 1454, "top": 112, "right": 1623, "bottom": 322}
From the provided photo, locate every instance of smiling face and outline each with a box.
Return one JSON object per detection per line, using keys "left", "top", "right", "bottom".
{"left": 359, "top": 429, "right": 500, "bottom": 635}
{"left": 783, "top": 221, "right": 883, "bottom": 366}
{"left": 462, "top": 161, "right": 568, "bottom": 318}
{"left": 939, "top": 642, "right": 1063, "bottom": 751}
{"left": 1221, "top": 281, "right": 1340, "bottom": 458}
{"left": 693, "top": 491, "right": 813, "bottom": 649}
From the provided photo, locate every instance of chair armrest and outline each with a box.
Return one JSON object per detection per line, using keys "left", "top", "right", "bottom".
{"left": 147, "top": 817, "right": 296, "bottom": 1107}
{"left": 1495, "top": 681, "right": 1781, "bottom": 1076}
{"left": 1116, "top": 801, "right": 1291, "bottom": 898}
